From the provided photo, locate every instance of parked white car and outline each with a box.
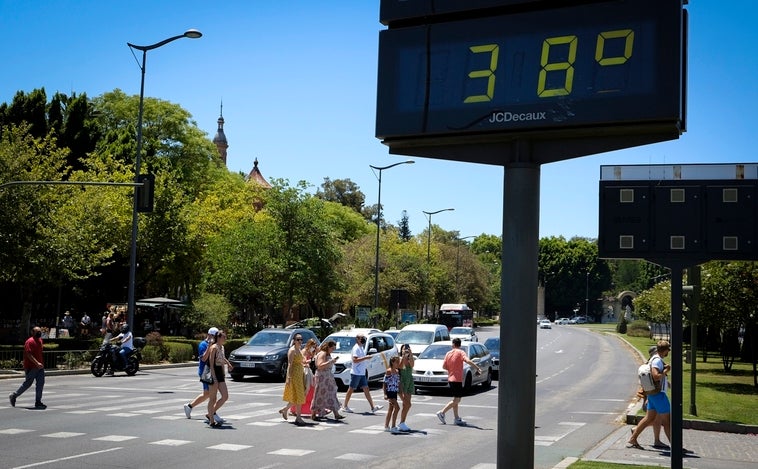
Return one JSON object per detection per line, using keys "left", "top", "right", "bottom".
{"left": 449, "top": 326, "right": 478, "bottom": 342}
{"left": 555, "top": 317, "right": 570, "bottom": 325}
{"left": 539, "top": 319, "right": 552, "bottom": 329}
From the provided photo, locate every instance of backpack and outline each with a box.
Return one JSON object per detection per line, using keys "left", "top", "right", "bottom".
{"left": 638, "top": 356, "right": 661, "bottom": 395}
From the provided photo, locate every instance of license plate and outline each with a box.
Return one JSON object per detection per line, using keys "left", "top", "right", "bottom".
{"left": 240, "top": 362, "right": 256, "bottom": 368}
{"left": 416, "top": 376, "right": 434, "bottom": 382}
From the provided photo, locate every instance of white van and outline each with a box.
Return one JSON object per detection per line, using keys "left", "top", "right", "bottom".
{"left": 394, "top": 324, "right": 450, "bottom": 356}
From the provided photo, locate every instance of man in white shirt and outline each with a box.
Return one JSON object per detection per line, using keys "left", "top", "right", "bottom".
{"left": 341, "top": 334, "right": 383, "bottom": 414}
{"left": 113, "top": 324, "right": 134, "bottom": 369}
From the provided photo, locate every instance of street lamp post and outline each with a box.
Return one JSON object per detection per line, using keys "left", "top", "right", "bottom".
{"left": 126, "top": 29, "right": 202, "bottom": 333}
{"left": 456, "top": 235, "right": 476, "bottom": 300}
{"left": 370, "top": 160, "right": 414, "bottom": 310}
{"left": 585, "top": 271, "right": 590, "bottom": 317}
{"left": 423, "top": 208, "right": 454, "bottom": 315}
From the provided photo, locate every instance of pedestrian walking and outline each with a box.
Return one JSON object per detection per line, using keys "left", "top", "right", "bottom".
{"left": 436, "top": 338, "right": 481, "bottom": 426}
{"left": 341, "top": 333, "right": 383, "bottom": 414}
{"left": 397, "top": 343, "right": 415, "bottom": 432}
{"left": 79, "top": 312, "right": 91, "bottom": 337}
{"left": 311, "top": 340, "right": 344, "bottom": 420}
{"left": 383, "top": 356, "right": 401, "bottom": 433}
{"left": 634, "top": 345, "right": 665, "bottom": 448}
{"left": 184, "top": 327, "right": 219, "bottom": 422}
{"left": 9, "top": 326, "right": 47, "bottom": 409}
{"left": 628, "top": 340, "right": 673, "bottom": 450}
{"left": 291, "top": 338, "right": 318, "bottom": 417}
{"left": 279, "top": 334, "right": 307, "bottom": 426}
{"left": 206, "top": 330, "right": 233, "bottom": 428}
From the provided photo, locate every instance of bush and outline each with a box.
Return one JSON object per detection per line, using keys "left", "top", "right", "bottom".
{"left": 62, "top": 351, "right": 88, "bottom": 369}
{"left": 141, "top": 345, "right": 163, "bottom": 364}
{"left": 616, "top": 316, "right": 628, "bottom": 334}
{"left": 145, "top": 331, "right": 164, "bottom": 347}
{"left": 166, "top": 342, "right": 193, "bottom": 363}
{"left": 627, "top": 320, "right": 651, "bottom": 337}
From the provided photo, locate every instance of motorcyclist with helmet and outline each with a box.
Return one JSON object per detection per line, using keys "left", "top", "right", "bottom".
{"left": 112, "top": 324, "right": 134, "bottom": 370}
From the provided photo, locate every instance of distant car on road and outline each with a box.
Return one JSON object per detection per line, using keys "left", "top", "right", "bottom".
{"left": 483, "top": 336, "right": 500, "bottom": 379}
{"left": 449, "top": 326, "right": 478, "bottom": 342}
{"left": 555, "top": 317, "right": 570, "bottom": 325}
{"left": 539, "top": 319, "right": 552, "bottom": 329}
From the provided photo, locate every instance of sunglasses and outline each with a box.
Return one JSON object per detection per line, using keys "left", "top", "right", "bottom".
{"left": 294, "top": 338, "right": 303, "bottom": 341}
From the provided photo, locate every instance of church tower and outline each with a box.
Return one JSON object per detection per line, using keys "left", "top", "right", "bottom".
{"left": 212, "top": 103, "right": 228, "bottom": 165}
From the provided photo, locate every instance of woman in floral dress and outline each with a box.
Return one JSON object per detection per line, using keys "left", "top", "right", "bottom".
{"left": 311, "top": 340, "right": 344, "bottom": 420}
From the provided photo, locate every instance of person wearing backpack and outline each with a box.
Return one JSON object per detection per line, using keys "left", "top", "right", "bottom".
{"left": 635, "top": 345, "right": 665, "bottom": 448}
{"left": 628, "top": 340, "right": 672, "bottom": 450}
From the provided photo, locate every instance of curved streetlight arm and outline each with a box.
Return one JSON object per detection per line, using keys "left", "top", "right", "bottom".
{"left": 127, "top": 29, "right": 202, "bottom": 52}
{"left": 370, "top": 159, "right": 415, "bottom": 173}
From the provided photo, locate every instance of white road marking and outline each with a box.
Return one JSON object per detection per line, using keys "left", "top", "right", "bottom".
{"left": 10, "top": 447, "right": 122, "bottom": 469}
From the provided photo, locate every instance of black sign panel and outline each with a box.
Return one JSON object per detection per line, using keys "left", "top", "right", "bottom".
{"left": 376, "top": 0, "right": 683, "bottom": 145}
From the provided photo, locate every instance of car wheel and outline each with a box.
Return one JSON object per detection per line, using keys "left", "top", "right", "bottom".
{"left": 230, "top": 373, "right": 243, "bottom": 382}
{"left": 481, "top": 368, "right": 492, "bottom": 388}
{"left": 463, "top": 373, "right": 473, "bottom": 393}
{"left": 278, "top": 361, "right": 288, "bottom": 382}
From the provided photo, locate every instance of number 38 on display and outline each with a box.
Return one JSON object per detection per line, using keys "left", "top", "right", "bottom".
{"left": 465, "top": 29, "right": 634, "bottom": 103}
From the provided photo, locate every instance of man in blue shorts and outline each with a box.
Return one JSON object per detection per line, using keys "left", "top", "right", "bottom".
{"left": 341, "top": 334, "right": 383, "bottom": 414}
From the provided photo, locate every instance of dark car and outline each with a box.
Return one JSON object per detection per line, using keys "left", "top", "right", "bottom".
{"left": 483, "top": 336, "right": 500, "bottom": 379}
{"left": 228, "top": 328, "right": 318, "bottom": 381}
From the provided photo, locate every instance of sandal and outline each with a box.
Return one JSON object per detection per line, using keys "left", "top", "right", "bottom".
{"left": 278, "top": 408, "right": 288, "bottom": 421}
{"left": 626, "top": 441, "right": 644, "bottom": 450}
{"left": 294, "top": 418, "right": 307, "bottom": 426}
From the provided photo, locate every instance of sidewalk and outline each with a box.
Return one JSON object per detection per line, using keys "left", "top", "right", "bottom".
{"left": 554, "top": 402, "right": 758, "bottom": 469}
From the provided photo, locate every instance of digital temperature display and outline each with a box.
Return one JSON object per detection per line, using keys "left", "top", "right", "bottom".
{"left": 376, "top": 0, "right": 684, "bottom": 146}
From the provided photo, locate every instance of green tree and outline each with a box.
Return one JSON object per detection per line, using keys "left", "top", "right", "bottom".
{"left": 315, "top": 177, "right": 365, "bottom": 214}
{"left": 397, "top": 210, "right": 412, "bottom": 241}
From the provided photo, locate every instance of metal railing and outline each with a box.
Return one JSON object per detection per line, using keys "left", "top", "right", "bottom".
{"left": 0, "top": 349, "right": 96, "bottom": 371}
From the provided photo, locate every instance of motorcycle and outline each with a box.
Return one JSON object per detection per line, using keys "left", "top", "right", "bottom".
{"left": 91, "top": 336, "right": 145, "bottom": 377}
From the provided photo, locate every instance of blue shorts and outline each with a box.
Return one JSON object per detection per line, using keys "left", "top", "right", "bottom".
{"left": 646, "top": 391, "right": 670, "bottom": 414}
{"left": 349, "top": 374, "right": 368, "bottom": 390}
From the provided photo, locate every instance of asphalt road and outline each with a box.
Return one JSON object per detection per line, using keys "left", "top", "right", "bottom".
{"left": 0, "top": 324, "right": 638, "bottom": 469}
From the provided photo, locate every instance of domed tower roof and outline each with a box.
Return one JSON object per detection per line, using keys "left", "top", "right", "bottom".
{"left": 212, "top": 102, "right": 228, "bottom": 165}
{"left": 247, "top": 158, "right": 272, "bottom": 189}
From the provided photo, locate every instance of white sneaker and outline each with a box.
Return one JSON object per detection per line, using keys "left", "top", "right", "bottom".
{"left": 183, "top": 403, "right": 192, "bottom": 419}
{"left": 397, "top": 422, "right": 411, "bottom": 432}
{"left": 371, "top": 404, "right": 383, "bottom": 413}
{"left": 341, "top": 406, "right": 354, "bottom": 413}
{"left": 454, "top": 417, "right": 466, "bottom": 426}
{"left": 436, "top": 411, "right": 446, "bottom": 424}
{"left": 213, "top": 414, "right": 225, "bottom": 424}
{"left": 390, "top": 426, "right": 400, "bottom": 434}
{"left": 384, "top": 426, "right": 391, "bottom": 432}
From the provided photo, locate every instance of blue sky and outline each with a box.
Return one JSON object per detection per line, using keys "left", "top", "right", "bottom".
{"left": 1, "top": 1, "right": 756, "bottom": 240}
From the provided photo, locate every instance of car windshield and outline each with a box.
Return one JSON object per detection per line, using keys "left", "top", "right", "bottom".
{"left": 418, "top": 344, "right": 470, "bottom": 359}
{"left": 395, "top": 330, "right": 434, "bottom": 344}
{"left": 324, "top": 335, "right": 357, "bottom": 353}
{"left": 484, "top": 337, "right": 499, "bottom": 352}
{"left": 450, "top": 327, "right": 470, "bottom": 334}
{"left": 246, "top": 331, "right": 290, "bottom": 346}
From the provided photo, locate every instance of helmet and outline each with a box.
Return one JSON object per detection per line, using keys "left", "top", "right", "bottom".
{"left": 120, "top": 324, "right": 129, "bottom": 333}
